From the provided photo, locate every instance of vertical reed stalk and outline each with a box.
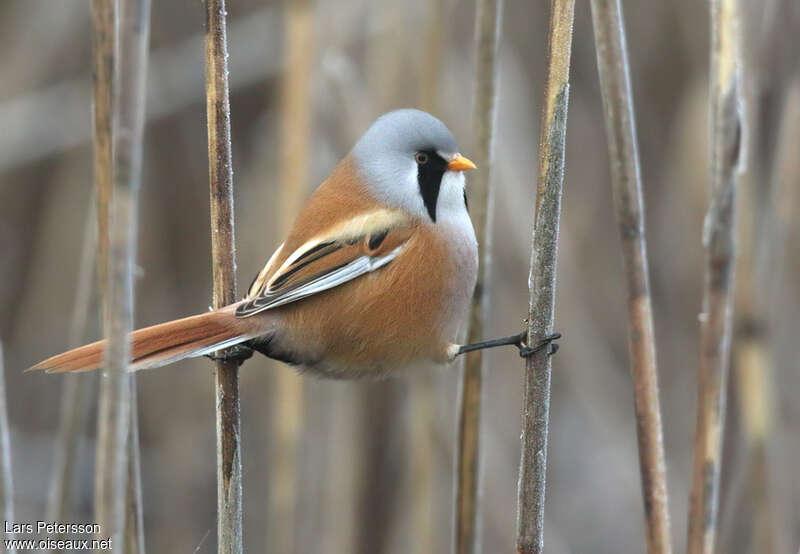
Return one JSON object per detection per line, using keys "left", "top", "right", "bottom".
{"left": 92, "top": 1, "right": 147, "bottom": 548}
{"left": 515, "top": 1, "right": 575, "bottom": 553}
{"left": 454, "top": 0, "right": 503, "bottom": 552}
{"left": 203, "top": 1, "right": 243, "bottom": 552}
{"left": 721, "top": 6, "right": 791, "bottom": 549}
{"left": 687, "top": 0, "right": 744, "bottom": 552}
{"left": 725, "top": 120, "right": 775, "bottom": 554}
{"left": 126, "top": 383, "right": 146, "bottom": 551}
{"left": 589, "top": 1, "right": 673, "bottom": 552}
{"left": 92, "top": 0, "right": 115, "bottom": 530}
{"left": 46, "top": 195, "right": 96, "bottom": 547}
{"left": 418, "top": 0, "right": 445, "bottom": 113}
{"left": 753, "top": 79, "right": 800, "bottom": 551}
{"left": 278, "top": 0, "right": 313, "bottom": 226}
{"left": 95, "top": 0, "right": 151, "bottom": 548}
{"left": 409, "top": 383, "right": 434, "bottom": 554}
{"left": 267, "top": 0, "right": 313, "bottom": 550}
{"left": 413, "top": 5, "right": 445, "bottom": 550}
{"left": 93, "top": 0, "right": 114, "bottom": 306}
{"left": 0, "top": 344, "right": 14, "bottom": 551}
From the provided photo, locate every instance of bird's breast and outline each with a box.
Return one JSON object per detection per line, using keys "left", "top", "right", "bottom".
{"left": 431, "top": 211, "right": 479, "bottom": 343}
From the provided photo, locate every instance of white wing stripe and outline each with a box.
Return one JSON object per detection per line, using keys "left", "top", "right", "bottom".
{"left": 247, "top": 242, "right": 285, "bottom": 297}
{"left": 271, "top": 209, "right": 405, "bottom": 283}
{"left": 273, "top": 239, "right": 322, "bottom": 279}
{"left": 237, "top": 245, "right": 404, "bottom": 317}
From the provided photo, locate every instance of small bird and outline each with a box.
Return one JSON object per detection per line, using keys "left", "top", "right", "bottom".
{"left": 30, "top": 109, "right": 558, "bottom": 378}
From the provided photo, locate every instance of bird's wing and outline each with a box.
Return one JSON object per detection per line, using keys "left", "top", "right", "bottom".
{"left": 236, "top": 210, "right": 415, "bottom": 318}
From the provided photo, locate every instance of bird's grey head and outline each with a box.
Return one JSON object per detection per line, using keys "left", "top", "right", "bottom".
{"left": 351, "top": 109, "right": 474, "bottom": 222}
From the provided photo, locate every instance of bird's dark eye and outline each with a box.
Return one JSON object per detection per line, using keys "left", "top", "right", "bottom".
{"left": 415, "top": 152, "right": 429, "bottom": 164}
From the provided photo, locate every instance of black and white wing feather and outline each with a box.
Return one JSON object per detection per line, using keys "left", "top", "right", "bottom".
{"left": 236, "top": 210, "right": 414, "bottom": 318}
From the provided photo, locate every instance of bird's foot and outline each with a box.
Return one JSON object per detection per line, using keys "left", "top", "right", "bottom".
{"left": 205, "top": 344, "right": 254, "bottom": 365}
{"left": 517, "top": 332, "right": 561, "bottom": 357}
{"left": 455, "top": 330, "right": 562, "bottom": 358}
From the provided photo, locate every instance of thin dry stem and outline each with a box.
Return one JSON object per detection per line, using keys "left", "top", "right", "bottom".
{"left": 126, "top": 383, "right": 146, "bottom": 551}
{"left": 46, "top": 194, "right": 97, "bottom": 546}
{"left": 757, "top": 79, "right": 800, "bottom": 550}
{"left": 203, "top": 1, "right": 243, "bottom": 552}
{"left": 413, "top": 5, "right": 446, "bottom": 551}
{"left": 92, "top": 0, "right": 116, "bottom": 528}
{"left": 589, "top": 1, "right": 673, "bottom": 552}
{"left": 415, "top": 4, "right": 446, "bottom": 553}
{"left": 454, "top": 1, "right": 502, "bottom": 552}
{"left": 515, "top": 1, "right": 575, "bottom": 553}
{"left": 418, "top": 0, "right": 446, "bottom": 112}
{"left": 265, "top": 1, "right": 312, "bottom": 549}
{"left": 687, "top": 0, "right": 744, "bottom": 552}
{"left": 90, "top": 0, "right": 147, "bottom": 545}
{"left": 0, "top": 344, "right": 14, "bottom": 551}
{"left": 720, "top": 5, "right": 795, "bottom": 550}
{"left": 94, "top": 0, "right": 151, "bottom": 548}
{"left": 409, "top": 378, "right": 435, "bottom": 554}
{"left": 724, "top": 131, "right": 775, "bottom": 554}
{"left": 92, "top": 0, "right": 114, "bottom": 305}
{"left": 278, "top": 0, "right": 313, "bottom": 226}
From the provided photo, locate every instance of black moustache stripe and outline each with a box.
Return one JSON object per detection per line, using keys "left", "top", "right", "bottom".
{"left": 417, "top": 150, "right": 447, "bottom": 222}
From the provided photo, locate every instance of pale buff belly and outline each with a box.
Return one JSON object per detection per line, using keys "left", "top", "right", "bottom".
{"left": 267, "top": 224, "right": 478, "bottom": 379}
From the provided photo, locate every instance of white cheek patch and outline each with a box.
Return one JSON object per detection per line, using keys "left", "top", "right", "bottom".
{"left": 437, "top": 171, "right": 467, "bottom": 216}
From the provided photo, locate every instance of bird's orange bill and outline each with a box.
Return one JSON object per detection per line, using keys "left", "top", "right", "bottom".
{"left": 447, "top": 155, "right": 477, "bottom": 172}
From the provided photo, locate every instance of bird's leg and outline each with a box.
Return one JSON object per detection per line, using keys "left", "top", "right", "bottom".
{"left": 205, "top": 343, "right": 254, "bottom": 365}
{"left": 456, "top": 331, "right": 561, "bottom": 358}
{"left": 518, "top": 333, "right": 561, "bottom": 357}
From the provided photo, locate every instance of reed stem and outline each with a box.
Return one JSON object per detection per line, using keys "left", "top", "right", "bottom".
{"left": 589, "top": 1, "right": 673, "bottom": 552}
{"left": 454, "top": 0, "right": 503, "bottom": 552}
{"left": 203, "top": 1, "right": 243, "bottom": 551}
{"left": 46, "top": 194, "right": 97, "bottom": 548}
{"left": 687, "top": 0, "right": 744, "bottom": 552}
{"left": 0, "top": 344, "right": 14, "bottom": 550}
{"left": 515, "top": 1, "right": 575, "bottom": 552}
{"left": 94, "top": 0, "right": 151, "bottom": 548}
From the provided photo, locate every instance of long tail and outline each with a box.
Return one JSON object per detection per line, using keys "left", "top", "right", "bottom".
{"left": 28, "top": 303, "right": 266, "bottom": 373}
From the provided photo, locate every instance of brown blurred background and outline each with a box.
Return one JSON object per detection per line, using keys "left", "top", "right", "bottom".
{"left": 1, "top": 0, "right": 799, "bottom": 552}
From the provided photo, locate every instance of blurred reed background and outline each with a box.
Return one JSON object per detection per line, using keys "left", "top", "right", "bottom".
{"left": 1, "top": 0, "right": 799, "bottom": 552}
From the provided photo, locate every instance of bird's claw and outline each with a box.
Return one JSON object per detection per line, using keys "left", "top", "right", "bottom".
{"left": 518, "top": 332, "right": 561, "bottom": 358}
{"left": 205, "top": 344, "right": 254, "bottom": 365}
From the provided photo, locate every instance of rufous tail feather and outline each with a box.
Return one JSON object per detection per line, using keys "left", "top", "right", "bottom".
{"left": 28, "top": 303, "right": 265, "bottom": 373}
